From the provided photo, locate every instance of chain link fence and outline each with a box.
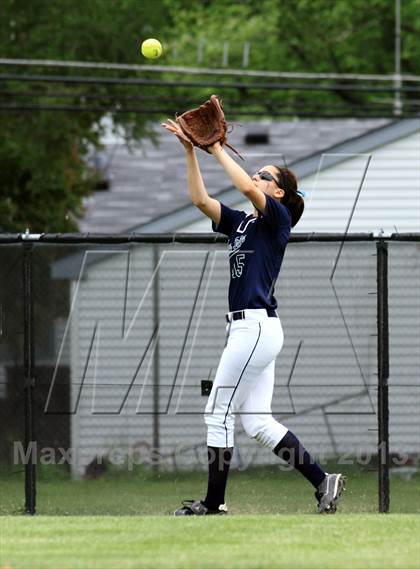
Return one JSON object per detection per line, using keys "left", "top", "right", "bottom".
{"left": 0, "top": 234, "right": 419, "bottom": 514}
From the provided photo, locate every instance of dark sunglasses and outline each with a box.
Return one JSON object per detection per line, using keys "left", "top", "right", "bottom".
{"left": 254, "top": 170, "right": 280, "bottom": 186}
{"left": 254, "top": 170, "right": 306, "bottom": 197}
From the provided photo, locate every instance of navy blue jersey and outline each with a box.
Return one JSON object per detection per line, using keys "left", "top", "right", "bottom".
{"left": 212, "top": 195, "right": 291, "bottom": 311}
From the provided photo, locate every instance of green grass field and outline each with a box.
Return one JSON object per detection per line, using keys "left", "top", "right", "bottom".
{"left": 1, "top": 466, "right": 419, "bottom": 568}
{"left": 2, "top": 515, "right": 419, "bottom": 569}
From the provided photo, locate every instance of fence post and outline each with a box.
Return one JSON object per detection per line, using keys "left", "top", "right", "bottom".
{"left": 22, "top": 241, "right": 36, "bottom": 514}
{"left": 377, "top": 239, "right": 390, "bottom": 513}
{"left": 152, "top": 244, "right": 160, "bottom": 472}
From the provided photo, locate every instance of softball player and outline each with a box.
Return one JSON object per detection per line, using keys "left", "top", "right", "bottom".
{"left": 162, "top": 120, "right": 346, "bottom": 515}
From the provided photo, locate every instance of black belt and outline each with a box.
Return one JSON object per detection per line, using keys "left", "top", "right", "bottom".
{"left": 226, "top": 308, "right": 278, "bottom": 322}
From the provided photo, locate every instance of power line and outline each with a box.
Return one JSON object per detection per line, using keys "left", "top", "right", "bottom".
{"left": 1, "top": 73, "right": 420, "bottom": 93}
{"left": 0, "top": 57, "right": 419, "bottom": 83}
{"left": 0, "top": 90, "right": 208, "bottom": 104}
{"left": 1, "top": 89, "right": 413, "bottom": 111}
{"left": 0, "top": 103, "right": 417, "bottom": 119}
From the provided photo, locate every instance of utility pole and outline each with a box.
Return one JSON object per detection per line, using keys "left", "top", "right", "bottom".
{"left": 394, "top": 0, "right": 402, "bottom": 116}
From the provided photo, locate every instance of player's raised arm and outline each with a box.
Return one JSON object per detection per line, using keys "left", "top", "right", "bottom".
{"left": 209, "top": 142, "right": 267, "bottom": 213}
{"left": 161, "top": 120, "right": 221, "bottom": 225}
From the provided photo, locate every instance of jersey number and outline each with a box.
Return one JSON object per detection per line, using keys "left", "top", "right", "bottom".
{"left": 232, "top": 254, "right": 245, "bottom": 279}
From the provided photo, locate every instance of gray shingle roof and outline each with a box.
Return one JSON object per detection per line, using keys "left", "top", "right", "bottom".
{"left": 80, "top": 118, "right": 390, "bottom": 234}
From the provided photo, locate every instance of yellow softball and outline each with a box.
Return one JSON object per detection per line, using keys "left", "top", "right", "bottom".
{"left": 141, "top": 38, "right": 163, "bottom": 59}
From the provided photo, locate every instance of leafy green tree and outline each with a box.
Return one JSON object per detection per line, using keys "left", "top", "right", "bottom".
{"left": 163, "top": 0, "right": 419, "bottom": 74}
{"left": 1, "top": 0, "right": 419, "bottom": 231}
{"left": 0, "top": 0, "right": 173, "bottom": 231}
{"left": 162, "top": 0, "right": 420, "bottom": 112}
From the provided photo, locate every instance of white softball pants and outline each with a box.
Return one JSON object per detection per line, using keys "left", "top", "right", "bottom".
{"left": 204, "top": 309, "right": 288, "bottom": 449}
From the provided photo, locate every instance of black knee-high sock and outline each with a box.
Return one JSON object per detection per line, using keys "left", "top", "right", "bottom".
{"left": 203, "top": 446, "right": 233, "bottom": 510}
{"left": 273, "top": 431, "right": 326, "bottom": 488}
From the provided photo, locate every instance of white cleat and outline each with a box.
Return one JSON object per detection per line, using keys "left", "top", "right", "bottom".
{"left": 315, "top": 473, "right": 346, "bottom": 514}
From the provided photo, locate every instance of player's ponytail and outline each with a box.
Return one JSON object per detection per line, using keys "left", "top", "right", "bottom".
{"left": 274, "top": 166, "right": 304, "bottom": 228}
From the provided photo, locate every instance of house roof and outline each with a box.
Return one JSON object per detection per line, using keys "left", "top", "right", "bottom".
{"left": 184, "top": 118, "right": 420, "bottom": 235}
{"left": 80, "top": 117, "right": 391, "bottom": 234}
{"left": 54, "top": 117, "right": 418, "bottom": 279}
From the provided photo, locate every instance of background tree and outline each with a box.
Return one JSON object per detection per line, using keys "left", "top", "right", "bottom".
{"left": 1, "top": 0, "right": 419, "bottom": 232}
{"left": 0, "top": 0, "right": 173, "bottom": 232}
{"left": 162, "top": 0, "right": 420, "bottom": 113}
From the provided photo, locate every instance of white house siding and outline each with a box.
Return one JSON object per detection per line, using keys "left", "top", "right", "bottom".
{"left": 388, "top": 243, "right": 420, "bottom": 454}
{"left": 185, "top": 130, "right": 420, "bottom": 234}
{"left": 63, "top": 240, "right": 420, "bottom": 477}
{"left": 68, "top": 246, "right": 156, "bottom": 475}
{"left": 64, "top": 123, "right": 420, "bottom": 476}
